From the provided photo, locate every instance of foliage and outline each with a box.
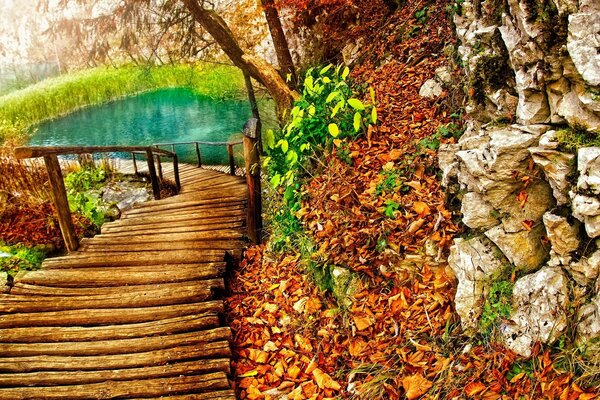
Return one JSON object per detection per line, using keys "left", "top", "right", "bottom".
{"left": 0, "top": 242, "right": 47, "bottom": 276}
{"left": 64, "top": 166, "right": 110, "bottom": 227}
{"left": 556, "top": 124, "right": 600, "bottom": 153}
{"left": 265, "top": 64, "right": 376, "bottom": 199}
{"left": 479, "top": 279, "right": 514, "bottom": 336}
{"left": 0, "top": 64, "right": 245, "bottom": 143}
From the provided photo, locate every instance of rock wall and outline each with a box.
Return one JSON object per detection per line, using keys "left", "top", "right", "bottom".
{"left": 441, "top": 0, "right": 600, "bottom": 356}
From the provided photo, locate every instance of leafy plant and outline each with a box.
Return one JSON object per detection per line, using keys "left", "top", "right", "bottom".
{"left": 64, "top": 166, "right": 110, "bottom": 227}
{"left": 0, "top": 242, "right": 47, "bottom": 276}
{"left": 415, "top": 6, "right": 429, "bottom": 25}
{"left": 479, "top": 280, "right": 514, "bottom": 336}
{"left": 375, "top": 168, "right": 408, "bottom": 197}
{"left": 384, "top": 199, "right": 400, "bottom": 219}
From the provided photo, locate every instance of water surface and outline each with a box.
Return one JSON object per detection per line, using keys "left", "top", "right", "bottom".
{"left": 30, "top": 88, "right": 252, "bottom": 164}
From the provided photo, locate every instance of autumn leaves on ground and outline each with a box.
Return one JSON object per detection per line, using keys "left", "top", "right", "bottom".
{"left": 224, "top": 1, "right": 599, "bottom": 399}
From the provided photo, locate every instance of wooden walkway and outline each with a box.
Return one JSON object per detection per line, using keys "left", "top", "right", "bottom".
{"left": 0, "top": 164, "right": 247, "bottom": 399}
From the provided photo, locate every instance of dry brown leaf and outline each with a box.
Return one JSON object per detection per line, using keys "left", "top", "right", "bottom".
{"left": 312, "top": 368, "right": 342, "bottom": 390}
{"left": 402, "top": 374, "right": 433, "bottom": 400}
{"left": 465, "top": 381, "right": 487, "bottom": 397}
{"left": 353, "top": 315, "right": 373, "bottom": 331}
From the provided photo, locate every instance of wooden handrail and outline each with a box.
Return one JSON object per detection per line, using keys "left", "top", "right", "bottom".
{"left": 154, "top": 140, "right": 243, "bottom": 175}
{"left": 242, "top": 118, "right": 263, "bottom": 244}
{"left": 14, "top": 145, "right": 181, "bottom": 253}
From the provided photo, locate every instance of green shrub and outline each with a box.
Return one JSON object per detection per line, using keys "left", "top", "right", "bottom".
{"left": 479, "top": 280, "right": 514, "bottom": 336}
{"left": 0, "top": 242, "right": 47, "bottom": 276}
{"left": 64, "top": 166, "right": 110, "bottom": 227}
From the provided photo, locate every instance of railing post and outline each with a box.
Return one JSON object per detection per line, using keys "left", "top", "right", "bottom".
{"left": 227, "top": 144, "right": 236, "bottom": 176}
{"left": 146, "top": 149, "right": 161, "bottom": 200}
{"left": 243, "top": 118, "right": 262, "bottom": 244}
{"left": 195, "top": 142, "right": 202, "bottom": 168}
{"left": 132, "top": 152, "right": 138, "bottom": 174}
{"left": 43, "top": 154, "right": 79, "bottom": 252}
{"left": 154, "top": 145, "right": 163, "bottom": 182}
{"left": 173, "top": 154, "right": 181, "bottom": 193}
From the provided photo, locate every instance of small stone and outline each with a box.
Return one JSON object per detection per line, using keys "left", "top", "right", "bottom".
{"left": 543, "top": 213, "right": 581, "bottom": 256}
{"left": 435, "top": 66, "right": 453, "bottom": 84}
{"left": 502, "top": 267, "right": 569, "bottom": 357}
{"left": 419, "top": 79, "right": 443, "bottom": 99}
{"left": 577, "top": 147, "right": 600, "bottom": 195}
{"left": 530, "top": 148, "right": 575, "bottom": 205}
{"left": 571, "top": 193, "right": 600, "bottom": 219}
{"left": 448, "top": 236, "right": 507, "bottom": 333}
{"left": 485, "top": 224, "right": 549, "bottom": 273}
{"left": 568, "top": 250, "right": 600, "bottom": 286}
{"left": 577, "top": 294, "right": 600, "bottom": 344}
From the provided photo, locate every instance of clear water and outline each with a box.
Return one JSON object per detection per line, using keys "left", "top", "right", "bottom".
{"left": 29, "top": 88, "right": 252, "bottom": 165}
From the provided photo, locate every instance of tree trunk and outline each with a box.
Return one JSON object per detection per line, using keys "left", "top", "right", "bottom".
{"left": 259, "top": 0, "right": 297, "bottom": 88}
{"left": 181, "top": 0, "right": 299, "bottom": 118}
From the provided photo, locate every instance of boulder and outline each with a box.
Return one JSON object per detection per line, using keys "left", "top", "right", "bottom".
{"left": 448, "top": 236, "right": 507, "bottom": 333}
{"left": 567, "top": 13, "right": 600, "bottom": 87}
{"left": 419, "top": 79, "right": 443, "bottom": 99}
{"left": 568, "top": 250, "right": 600, "bottom": 286}
{"left": 461, "top": 192, "right": 499, "bottom": 230}
{"left": 557, "top": 91, "right": 600, "bottom": 131}
{"left": 530, "top": 148, "right": 575, "bottom": 205}
{"left": 577, "top": 147, "right": 600, "bottom": 195}
{"left": 571, "top": 192, "right": 600, "bottom": 238}
{"left": 495, "top": 181, "right": 555, "bottom": 233}
{"left": 501, "top": 267, "right": 569, "bottom": 357}
{"left": 485, "top": 224, "right": 549, "bottom": 272}
{"left": 543, "top": 213, "right": 581, "bottom": 256}
{"left": 577, "top": 294, "right": 600, "bottom": 344}
{"left": 438, "top": 143, "right": 460, "bottom": 188}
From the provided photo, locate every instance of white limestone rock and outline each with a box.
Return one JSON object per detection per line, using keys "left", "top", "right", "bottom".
{"left": 485, "top": 224, "right": 549, "bottom": 272}
{"left": 502, "top": 267, "right": 569, "bottom": 357}
{"left": 448, "top": 236, "right": 507, "bottom": 333}
{"left": 461, "top": 192, "right": 499, "bottom": 230}
{"left": 543, "top": 213, "right": 581, "bottom": 256}
{"left": 495, "top": 181, "right": 555, "bottom": 233}
{"left": 577, "top": 294, "right": 600, "bottom": 344}
{"left": 530, "top": 148, "right": 575, "bottom": 205}
{"left": 567, "top": 13, "right": 600, "bottom": 87}
{"left": 438, "top": 143, "right": 460, "bottom": 187}
{"left": 569, "top": 250, "right": 600, "bottom": 286}
{"left": 419, "top": 79, "right": 443, "bottom": 99}
{"left": 577, "top": 147, "right": 600, "bottom": 195}
{"left": 557, "top": 91, "right": 600, "bottom": 131}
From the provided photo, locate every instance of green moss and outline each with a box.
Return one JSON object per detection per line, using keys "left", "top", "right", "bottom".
{"left": 556, "top": 124, "right": 600, "bottom": 153}
{"left": 0, "top": 242, "right": 48, "bottom": 276}
{"left": 479, "top": 279, "right": 514, "bottom": 336}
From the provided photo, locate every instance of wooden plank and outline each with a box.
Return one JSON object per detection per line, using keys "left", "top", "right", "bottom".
{"left": 10, "top": 278, "right": 224, "bottom": 296}
{"left": 14, "top": 264, "right": 224, "bottom": 286}
{"left": 0, "top": 300, "right": 224, "bottom": 328}
{"left": 121, "top": 206, "right": 245, "bottom": 221}
{"left": 101, "top": 216, "right": 245, "bottom": 234}
{"left": 102, "top": 208, "right": 246, "bottom": 227}
{"left": 41, "top": 251, "right": 226, "bottom": 268}
{"left": 99, "top": 220, "right": 244, "bottom": 238}
{"left": 0, "top": 359, "right": 231, "bottom": 387}
{"left": 0, "top": 281, "right": 222, "bottom": 312}
{"left": 133, "top": 391, "right": 236, "bottom": 400}
{"left": 124, "top": 198, "right": 245, "bottom": 215}
{"left": 78, "top": 239, "right": 245, "bottom": 253}
{"left": 0, "top": 327, "right": 231, "bottom": 356}
{"left": 0, "top": 372, "right": 230, "bottom": 399}
{"left": 0, "top": 341, "right": 231, "bottom": 372}
{"left": 85, "top": 230, "right": 242, "bottom": 244}
{"left": 0, "top": 314, "right": 219, "bottom": 343}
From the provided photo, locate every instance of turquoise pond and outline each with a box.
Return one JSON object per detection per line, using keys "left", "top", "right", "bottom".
{"left": 29, "top": 88, "right": 255, "bottom": 165}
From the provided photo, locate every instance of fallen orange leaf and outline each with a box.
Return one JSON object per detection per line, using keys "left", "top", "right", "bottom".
{"left": 402, "top": 374, "right": 433, "bottom": 400}
{"left": 312, "top": 368, "right": 341, "bottom": 390}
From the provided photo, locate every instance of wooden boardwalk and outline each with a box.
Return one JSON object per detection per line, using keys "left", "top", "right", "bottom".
{"left": 0, "top": 164, "right": 247, "bottom": 399}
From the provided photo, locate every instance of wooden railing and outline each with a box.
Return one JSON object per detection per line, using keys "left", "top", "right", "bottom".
{"left": 153, "top": 140, "right": 243, "bottom": 176}
{"left": 12, "top": 119, "right": 264, "bottom": 252}
{"left": 14, "top": 145, "right": 180, "bottom": 253}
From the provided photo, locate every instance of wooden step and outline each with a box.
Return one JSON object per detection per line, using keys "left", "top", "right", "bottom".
{"left": 99, "top": 220, "right": 244, "bottom": 238}
{"left": 78, "top": 239, "right": 245, "bottom": 253}
{"left": 0, "top": 327, "right": 231, "bottom": 356}
{"left": 14, "top": 264, "right": 225, "bottom": 286}
{"left": 0, "top": 371, "right": 231, "bottom": 399}
{"left": 0, "top": 359, "right": 231, "bottom": 387}
{"left": 0, "top": 314, "right": 219, "bottom": 343}
{"left": 41, "top": 251, "right": 227, "bottom": 268}
{"left": 0, "top": 300, "right": 224, "bottom": 328}
{"left": 89, "top": 230, "right": 243, "bottom": 244}
{"left": 101, "top": 216, "right": 245, "bottom": 234}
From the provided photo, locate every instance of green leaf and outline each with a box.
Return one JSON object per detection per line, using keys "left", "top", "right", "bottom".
{"left": 348, "top": 98, "right": 365, "bottom": 110}
{"left": 265, "top": 129, "right": 275, "bottom": 149}
{"left": 354, "top": 112, "right": 361, "bottom": 132}
{"left": 328, "top": 123, "right": 340, "bottom": 138}
{"left": 370, "top": 87, "right": 376, "bottom": 103}
{"left": 341, "top": 66, "right": 350, "bottom": 80}
{"left": 322, "top": 77, "right": 331, "bottom": 84}
{"left": 326, "top": 91, "right": 339, "bottom": 103}
{"left": 262, "top": 157, "right": 271, "bottom": 167}
{"left": 305, "top": 75, "right": 314, "bottom": 91}
{"left": 331, "top": 100, "right": 344, "bottom": 118}
{"left": 372, "top": 107, "right": 378, "bottom": 124}
{"left": 320, "top": 64, "right": 333, "bottom": 75}
{"left": 278, "top": 139, "right": 289, "bottom": 153}
{"left": 308, "top": 105, "right": 316, "bottom": 117}
{"left": 270, "top": 174, "right": 281, "bottom": 187}
{"left": 286, "top": 150, "right": 298, "bottom": 165}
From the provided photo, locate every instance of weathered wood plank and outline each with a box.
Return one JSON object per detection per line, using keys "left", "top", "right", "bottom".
{"left": 0, "top": 359, "right": 231, "bottom": 387}
{"left": 88, "top": 230, "right": 243, "bottom": 244}
{"left": 1, "top": 281, "right": 223, "bottom": 312}
{"left": 0, "top": 301, "right": 224, "bottom": 328}
{"left": 14, "top": 264, "right": 224, "bottom": 286}
{"left": 78, "top": 239, "right": 245, "bottom": 253}
{"left": 0, "top": 341, "right": 231, "bottom": 372}
{"left": 124, "top": 198, "right": 246, "bottom": 216}
{"left": 41, "top": 251, "right": 226, "bottom": 268}
{"left": 0, "top": 372, "right": 230, "bottom": 399}
{"left": 132, "top": 391, "right": 236, "bottom": 400}
{"left": 0, "top": 314, "right": 219, "bottom": 343}
{"left": 122, "top": 203, "right": 245, "bottom": 220}
{"left": 101, "top": 216, "right": 245, "bottom": 234}
{"left": 100, "top": 220, "right": 244, "bottom": 238}
{"left": 0, "top": 327, "right": 231, "bottom": 356}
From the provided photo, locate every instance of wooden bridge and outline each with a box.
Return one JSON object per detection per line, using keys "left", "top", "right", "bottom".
{"left": 0, "top": 120, "right": 262, "bottom": 399}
